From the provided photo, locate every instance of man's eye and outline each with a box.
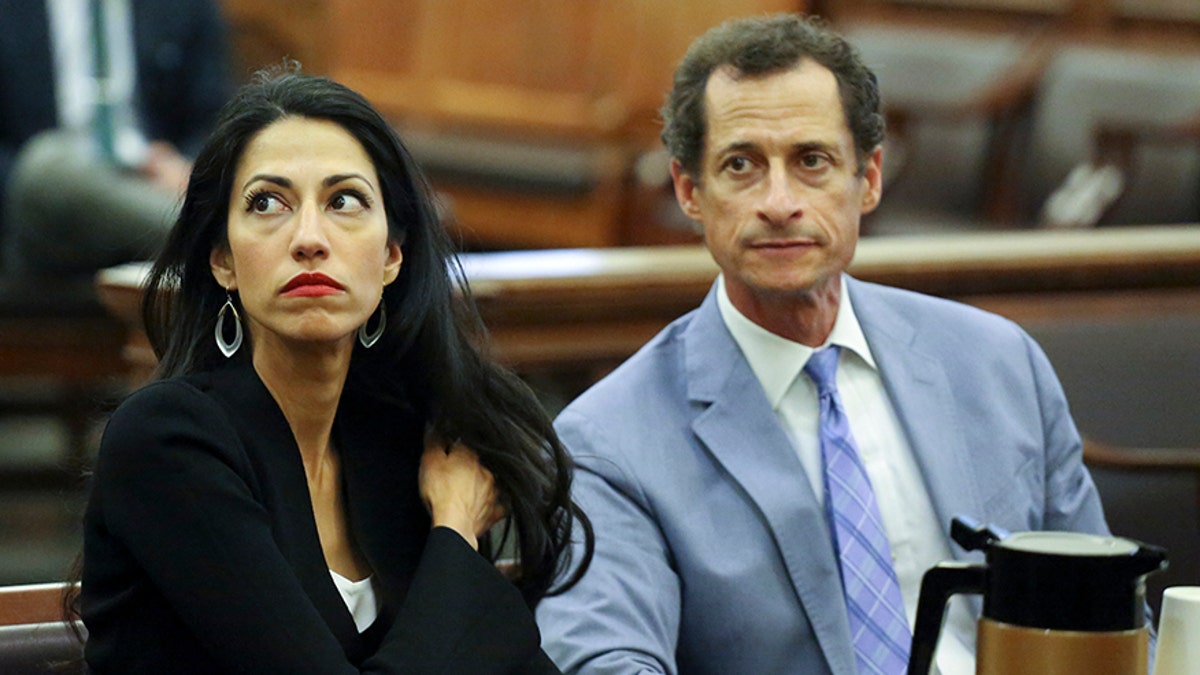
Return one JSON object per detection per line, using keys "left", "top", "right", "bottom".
{"left": 801, "top": 154, "right": 828, "bottom": 169}
{"left": 726, "top": 157, "right": 750, "bottom": 172}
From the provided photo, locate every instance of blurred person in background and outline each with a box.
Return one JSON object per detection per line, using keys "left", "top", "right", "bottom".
{"left": 0, "top": 0, "right": 233, "bottom": 276}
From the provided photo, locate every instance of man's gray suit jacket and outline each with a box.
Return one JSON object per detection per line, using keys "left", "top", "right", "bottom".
{"left": 536, "top": 275, "right": 1109, "bottom": 674}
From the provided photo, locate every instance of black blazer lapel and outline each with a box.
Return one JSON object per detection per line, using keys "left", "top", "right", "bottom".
{"left": 205, "top": 363, "right": 369, "bottom": 658}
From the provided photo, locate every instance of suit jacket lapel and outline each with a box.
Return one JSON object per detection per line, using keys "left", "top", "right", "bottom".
{"left": 208, "top": 362, "right": 367, "bottom": 657}
{"left": 336, "top": 388, "right": 428, "bottom": 614}
{"left": 847, "top": 277, "right": 985, "bottom": 551}
{"left": 683, "top": 288, "right": 858, "bottom": 674}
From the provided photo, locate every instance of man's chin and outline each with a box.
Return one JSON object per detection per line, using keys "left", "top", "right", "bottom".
{"left": 751, "top": 267, "right": 837, "bottom": 294}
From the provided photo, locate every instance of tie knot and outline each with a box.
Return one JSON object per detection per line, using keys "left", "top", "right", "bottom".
{"left": 803, "top": 346, "right": 841, "bottom": 396}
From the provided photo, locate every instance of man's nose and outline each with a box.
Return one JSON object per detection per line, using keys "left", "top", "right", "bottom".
{"left": 758, "top": 166, "right": 802, "bottom": 226}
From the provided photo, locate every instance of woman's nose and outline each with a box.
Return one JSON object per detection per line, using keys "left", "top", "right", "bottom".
{"left": 291, "top": 203, "right": 330, "bottom": 261}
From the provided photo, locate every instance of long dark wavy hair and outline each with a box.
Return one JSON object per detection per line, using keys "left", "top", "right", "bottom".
{"left": 137, "top": 66, "right": 592, "bottom": 605}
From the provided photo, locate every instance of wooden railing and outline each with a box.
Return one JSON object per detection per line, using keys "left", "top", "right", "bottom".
{"left": 0, "top": 582, "right": 74, "bottom": 627}
{"left": 95, "top": 224, "right": 1200, "bottom": 381}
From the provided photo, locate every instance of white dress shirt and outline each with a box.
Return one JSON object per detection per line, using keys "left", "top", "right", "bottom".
{"left": 717, "top": 274, "right": 977, "bottom": 675}
{"left": 329, "top": 570, "right": 380, "bottom": 634}
{"left": 46, "top": 0, "right": 148, "bottom": 165}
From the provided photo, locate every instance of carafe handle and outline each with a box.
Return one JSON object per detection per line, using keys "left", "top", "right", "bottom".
{"left": 907, "top": 562, "right": 987, "bottom": 675}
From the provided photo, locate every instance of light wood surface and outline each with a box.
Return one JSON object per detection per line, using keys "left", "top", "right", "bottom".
{"left": 96, "top": 225, "right": 1200, "bottom": 378}
{"left": 221, "top": 0, "right": 806, "bottom": 250}
{"left": 0, "top": 583, "right": 74, "bottom": 627}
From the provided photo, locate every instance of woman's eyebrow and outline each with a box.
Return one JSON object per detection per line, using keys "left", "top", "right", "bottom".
{"left": 324, "top": 173, "right": 373, "bottom": 188}
{"left": 243, "top": 174, "right": 292, "bottom": 189}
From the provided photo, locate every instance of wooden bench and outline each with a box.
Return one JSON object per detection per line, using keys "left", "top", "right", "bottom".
{"left": 0, "top": 275, "right": 128, "bottom": 488}
{"left": 0, "top": 582, "right": 84, "bottom": 674}
{"left": 0, "top": 582, "right": 74, "bottom": 627}
{"left": 96, "top": 224, "right": 1200, "bottom": 380}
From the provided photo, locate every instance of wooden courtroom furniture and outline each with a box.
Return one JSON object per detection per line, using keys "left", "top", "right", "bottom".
{"left": 1021, "top": 309, "right": 1200, "bottom": 619}
{"left": 96, "top": 224, "right": 1200, "bottom": 382}
{"left": 820, "top": 0, "right": 1200, "bottom": 36}
{"left": 0, "top": 582, "right": 84, "bottom": 674}
{"left": 821, "top": 0, "right": 1200, "bottom": 232}
{"left": 0, "top": 582, "right": 73, "bottom": 627}
{"left": 1020, "top": 44, "right": 1200, "bottom": 227}
{"left": 220, "top": 0, "right": 1200, "bottom": 243}
{"left": 0, "top": 622, "right": 83, "bottom": 674}
{"left": 0, "top": 276, "right": 127, "bottom": 489}
{"left": 221, "top": 0, "right": 805, "bottom": 249}
{"left": 594, "top": 12, "right": 1200, "bottom": 236}
{"left": 839, "top": 21, "right": 1056, "bottom": 232}
{"left": 1084, "top": 112, "right": 1200, "bottom": 225}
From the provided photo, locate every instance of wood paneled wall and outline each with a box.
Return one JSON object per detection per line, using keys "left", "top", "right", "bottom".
{"left": 218, "top": 0, "right": 806, "bottom": 249}
{"left": 220, "top": 0, "right": 807, "bottom": 139}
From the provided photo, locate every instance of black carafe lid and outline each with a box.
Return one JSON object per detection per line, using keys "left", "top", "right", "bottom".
{"left": 952, "top": 518, "right": 1167, "bottom": 632}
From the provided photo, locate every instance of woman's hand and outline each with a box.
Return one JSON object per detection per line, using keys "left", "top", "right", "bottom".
{"left": 419, "top": 438, "right": 505, "bottom": 551}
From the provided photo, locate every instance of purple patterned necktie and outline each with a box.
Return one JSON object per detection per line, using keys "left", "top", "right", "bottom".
{"left": 804, "top": 346, "right": 911, "bottom": 674}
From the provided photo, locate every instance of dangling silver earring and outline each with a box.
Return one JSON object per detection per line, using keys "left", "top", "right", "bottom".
{"left": 215, "top": 291, "right": 243, "bottom": 358}
{"left": 358, "top": 302, "right": 386, "bottom": 349}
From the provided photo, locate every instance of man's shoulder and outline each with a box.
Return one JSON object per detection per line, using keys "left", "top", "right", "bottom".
{"left": 850, "top": 277, "right": 1042, "bottom": 377}
{"left": 556, "top": 307, "right": 700, "bottom": 428}
{"left": 579, "top": 306, "right": 696, "bottom": 386}
{"left": 851, "top": 277, "right": 1022, "bottom": 333}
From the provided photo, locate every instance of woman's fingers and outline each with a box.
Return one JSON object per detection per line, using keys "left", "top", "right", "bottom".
{"left": 419, "top": 439, "right": 503, "bottom": 549}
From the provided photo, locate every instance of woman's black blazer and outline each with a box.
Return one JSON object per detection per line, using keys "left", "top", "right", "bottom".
{"left": 82, "top": 361, "right": 558, "bottom": 673}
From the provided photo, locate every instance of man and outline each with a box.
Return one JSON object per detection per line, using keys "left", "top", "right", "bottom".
{"left": 535, "top": 14, "right": 1109, "bottom": 675}
{"left": 0, "top": 0, "right": 232, "bottom": 276}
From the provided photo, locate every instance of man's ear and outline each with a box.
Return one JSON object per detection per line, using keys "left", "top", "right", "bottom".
{"left": 210, "top": 247, "right": 236, "bottom": 291}
{"left": 382, "top": 240, "right": 403, "bottom": 286}
{"left": 860, "top": 146, "right": 884, "bottom": 215}
{"left": 670, "top": 159, "right": 704, "bottom": 223}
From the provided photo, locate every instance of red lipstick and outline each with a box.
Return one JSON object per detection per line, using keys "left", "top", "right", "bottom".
{"left": 280, "top": 272, "right": 345, "bottom": 297}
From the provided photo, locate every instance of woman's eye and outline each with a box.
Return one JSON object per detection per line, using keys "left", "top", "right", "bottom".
{"left": 246, "top": 192, "right": 285, "bottom": 214}
{"left": 329, "top": 191, "right": 369, "bottom": 213}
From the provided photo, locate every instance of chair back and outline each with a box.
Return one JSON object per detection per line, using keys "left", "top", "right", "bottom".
{"left": 1025, "top": 314, "right": 1200, "bottom": 621}
{"left": 845, "top": 23, "right": 1037, "bottom": 232}
{"left": 1023, "top": 44, "right": 1200, "bottom": 225}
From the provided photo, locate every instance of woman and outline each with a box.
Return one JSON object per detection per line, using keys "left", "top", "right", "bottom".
{"left": 79, "top": 68, "right": 592, "bottom": 673}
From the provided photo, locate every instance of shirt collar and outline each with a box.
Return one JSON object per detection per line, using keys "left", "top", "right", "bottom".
{"left": 716, "top": 274, "right": 877, "bottom": 409}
